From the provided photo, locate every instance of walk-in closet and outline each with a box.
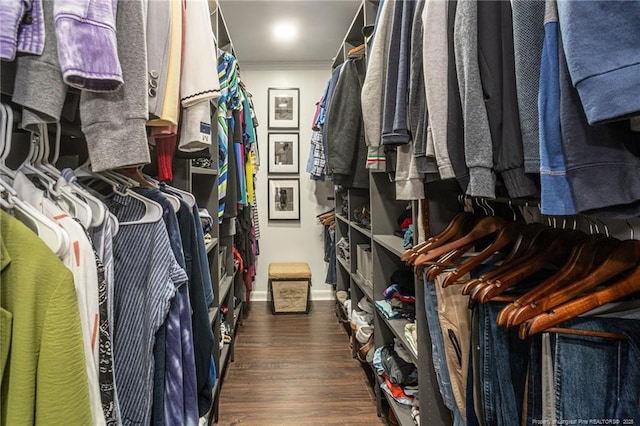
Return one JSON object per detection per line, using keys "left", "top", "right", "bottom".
{"left": 2, "top": 0, "right": 640, "bottom": 425}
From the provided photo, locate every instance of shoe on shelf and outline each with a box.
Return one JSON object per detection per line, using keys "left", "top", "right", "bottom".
{"left": 357, "top": 334, "right": 375, "bottom": 363}
{"left": 350, "top": 310, "right": 373, "bottom": 337}
{"left": 355, "top": 325, "right": 374, "bottom": 345}
{"left": 358, "top": 296, "right": 374, "bottom": 314}
{"left": 336, "top": 290, "right": 348, "bottom": 305}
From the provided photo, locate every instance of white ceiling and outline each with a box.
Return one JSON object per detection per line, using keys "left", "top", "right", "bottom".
{"left": 218, "top": 0, "right": 363, "bottom": 68}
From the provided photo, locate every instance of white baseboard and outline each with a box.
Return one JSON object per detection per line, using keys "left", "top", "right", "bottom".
{"left": 250, "top": 289, "right": 334, "bottom": 302}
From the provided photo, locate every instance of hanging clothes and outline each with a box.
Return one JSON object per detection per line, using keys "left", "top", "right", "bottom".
{"left": 326, "top": 54, "right": 369, "bottom": 189}
{"left": 13, "top": 172, "right": 107, "bottom": 425}
{"left": 1, "top": 210, "right": 93, "bottom": 425}
{"left": 104, "top": 194, "right": 184, "bottom": 426}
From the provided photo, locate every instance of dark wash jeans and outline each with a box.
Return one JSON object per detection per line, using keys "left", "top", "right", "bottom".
{"left": 528, "top": 316, "right": 640, "bottom": 425}
{"left": 479, "top": 302, "right": 531, "bottom": 426}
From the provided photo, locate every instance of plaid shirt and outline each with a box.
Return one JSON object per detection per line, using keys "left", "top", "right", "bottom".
{"left": 306, "top": 130, "right": 327, "bottom": 180}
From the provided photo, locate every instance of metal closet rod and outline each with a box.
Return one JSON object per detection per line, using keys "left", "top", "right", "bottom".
{"left": 463, "top": 195, "right": 541, "bottom": 207}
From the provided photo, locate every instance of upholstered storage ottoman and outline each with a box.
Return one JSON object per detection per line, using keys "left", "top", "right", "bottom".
{"left": 268, "top": 263, "right": 312, "bottom": 314}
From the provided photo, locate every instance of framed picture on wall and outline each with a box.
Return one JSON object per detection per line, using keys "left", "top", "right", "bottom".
{"left": 268, "top": 88, "right": 299, "bottom": 129}
{"left": 268, "top": 178, "right": 300, "bottom": 220}
{"left": 268, "top": 133, "right": 299, "bottom": 174}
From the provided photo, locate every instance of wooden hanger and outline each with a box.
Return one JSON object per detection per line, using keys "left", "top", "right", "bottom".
{"left": 414, "top": 216, "right": 507, "bottom": 267}
{"left": 501, "top": 222, "right": 549, "bottom": 264}
{"left": 402, "top": 212, "right": 473, "bottom": 264}
{"left": 521, "top": 262, "right": 640, "bottom": 338}
{"left": 473, "top": 230, "right": 588, "bottom": 303}
{"left": 461, "top": 226, "right": 558, "bottom": 296}
{"left": 501, "top": 235, "right": 618, "bottom": 327}
{"left": 496, "top": 234, "right": 606, "bottom": 326}
{"left": 348, "top": 44, "right": 366, "bottom": 55}
{"left": 510, "top": 239, "right": 640, "bottom": 332}
{"left": 424, "top": 242, "right": 476, "bottom": 281}
{"left": 442, "top": 221, "right": 524, "bottom": 288}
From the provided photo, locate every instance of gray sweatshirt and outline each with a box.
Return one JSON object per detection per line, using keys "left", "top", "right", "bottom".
{"left": 454, "top": 0, "right": 496, "bottom": 198}
{"left": 13, "top": 0, "right": 150, "bottom": 172}
{"left": 512, "top": 0, "right": 545, "bottom": 173}
{"left": 80, "top": 0, "right": 151, "bottom": 172}
{"left": 408, "top": 0, "right": 437, "bottom": 180}
{"left": 361, "top": 0, "right": 392, "bottom": 171}
{"left": 13, "top": 0, "right": 68, "bottom": 132}
{"left": 477, "top": 0, "right": 538, "bottom": 199}
{"left": 423, "top": 0, "right": 455, "bottom": 180}
{"left": 398, "top": 0, "right": 427, "bottom": 200}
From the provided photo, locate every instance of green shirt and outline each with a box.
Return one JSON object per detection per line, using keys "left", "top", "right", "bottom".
{"left": 1, "top": 211, "right": 92, "bottom": 425}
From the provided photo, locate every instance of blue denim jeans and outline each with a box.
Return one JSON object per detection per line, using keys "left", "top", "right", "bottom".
{"left": 423, "top": 274, "right": 465, "bottom": 426}
{"left": 324, "top": 227, "right": 337, "bottom": 286}
{"left": 478, "top": 302, "right": 530, "bottom": 426}
{"left": 552, "top": 317, "right": 639, "bottom": 423}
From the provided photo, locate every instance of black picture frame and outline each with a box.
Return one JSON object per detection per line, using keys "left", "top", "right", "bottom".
{"left": 267, "top": 133, "right": 299, "bottom": 174}
{"left": 268, "top": 178, "right": 300, "bottom": 220}
{"left": 268, "top": 88, "right": 300, "bottom": 130}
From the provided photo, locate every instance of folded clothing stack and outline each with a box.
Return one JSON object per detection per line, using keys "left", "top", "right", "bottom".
{"left": 376, "top": 273, "right": 416, "bottom": 321}
{"left": 373, "top": 342, "right": 418, "bottom": 406}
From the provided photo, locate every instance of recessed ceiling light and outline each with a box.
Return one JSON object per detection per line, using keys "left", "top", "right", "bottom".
{"left": 273, "top": 21, "right": 297, "bottom": 42}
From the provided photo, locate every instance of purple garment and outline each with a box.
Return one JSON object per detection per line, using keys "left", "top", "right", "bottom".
{"left": 0, "top": 0, "right": 45, "bottom": 61}
{"left": 53, "top": 0, "right": 123, "bottom": 91}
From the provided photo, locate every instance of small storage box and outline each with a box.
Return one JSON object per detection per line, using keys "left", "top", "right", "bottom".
{"left": 356, "top": 244, "right": 373, "bottom": 287}
{"left": 268, "top": 263, "right": 312, "bottom": 314}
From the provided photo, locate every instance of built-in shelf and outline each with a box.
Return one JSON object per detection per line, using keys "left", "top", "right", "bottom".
{"left": 220, "top": 274, "right": 233, "bottom": 302}
{"left": 220, "top": 343, "right": 231, "bottom": 375}
{"left": 337, "top": 255, "right": 350, "bottom": 272}
{"left": 208, "top": 306, "right": 219, "bottom": 324}
{"left": 382, "top": 387, "right": 415, "bottom": 426}
{"left": 373, "top": 234, "right": 406, "bottom": 258}
{"left": 352, "top": 272, "right": 373, "bottom": 301}
{"left": 376, "top": 308, "right": 418, "bottom": 365}
{"left": 373, "top": 373, "right": 415, "bottom": 426}
{"left": 233, "top": 301, "right": 243, "bottom": 332}
{"left": 351, "top": 222, "right": 372, "bottom": 238}
{"left": 337, "top": 214, "right": 349, "bottom": 225}
{"left": 191, "top": 167, "right": 218, "bottom": 175}
{"left": 205, "top": 238, "right": 218, "bottom": 254}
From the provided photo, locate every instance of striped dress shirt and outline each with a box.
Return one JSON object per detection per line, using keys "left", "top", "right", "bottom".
{"left": 106, "top": 194, "right": 184, "bottom": 425}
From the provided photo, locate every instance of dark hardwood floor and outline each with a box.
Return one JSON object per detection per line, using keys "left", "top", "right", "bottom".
{"left": 216, "top": 301, "right": 387, "bottom": 425}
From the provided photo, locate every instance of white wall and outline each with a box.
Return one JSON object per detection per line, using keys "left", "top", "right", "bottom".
{"left": 241, "top": 68, "right": 335, "bottom": 301}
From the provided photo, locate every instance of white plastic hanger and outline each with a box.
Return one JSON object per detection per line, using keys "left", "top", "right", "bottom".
{"left": 0, "top": 104, "right": 17, "bottom": 180}
{"left": 109, "top": 168, "right": 180, "bottom": 213}
{"left": 74, "top": 165, "right": 163, "bottom": 225}
{"left": 161, "top": 181, "right": 197, "bottom": 209}
{"left": 0, "top": 104, "right": 7, "bottom": 160}
{"left": 0, "top": 108, "right": 70, "bottom": 258}
{"left": 20, "top": 126, "right": 94, "bottom": 229}
{"left": 0, "top": 180, "right": 70, "bottom": 258}
{"left": 39, "top": 123, "right": 107, "bottom": 228}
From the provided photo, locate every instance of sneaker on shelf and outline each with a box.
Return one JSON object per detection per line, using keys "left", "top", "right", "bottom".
{"left": 336, "top": 290, "right": 348, "bottom": 305}
{"left": 357, "top": 296, "right": 374, "bottom": 314}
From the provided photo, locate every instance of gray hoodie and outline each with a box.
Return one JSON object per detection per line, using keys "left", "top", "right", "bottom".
{"left": 423, "top": 0, "right": 455, "bottom": 180}
{"left": 454, "top": 0, "right": 496, "bottom": 198}
{"left": 361, "top": 0, "right": 393, "bottom": 171}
